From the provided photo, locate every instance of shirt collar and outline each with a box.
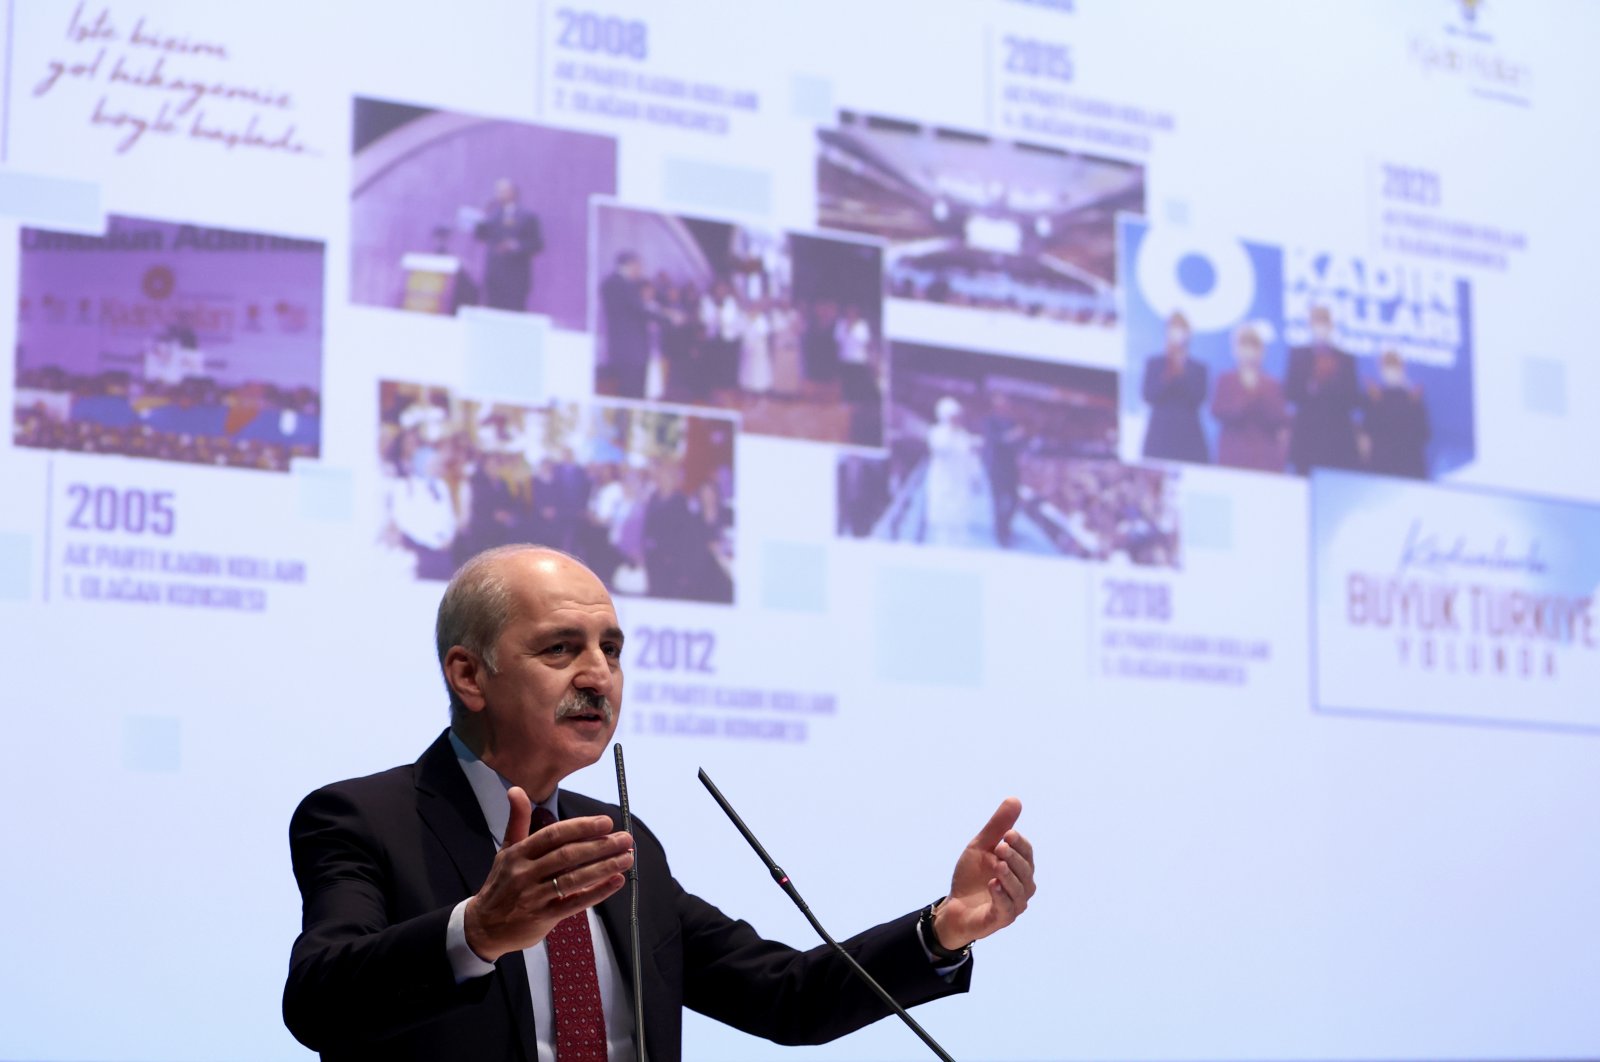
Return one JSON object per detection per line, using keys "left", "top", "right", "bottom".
{"left": 449, "top": 729, "right": 559, "bottom": 846}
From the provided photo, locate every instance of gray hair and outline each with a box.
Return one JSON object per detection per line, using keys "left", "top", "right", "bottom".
{"left": 435, "top": 543, "right": 575, "bottom": 720}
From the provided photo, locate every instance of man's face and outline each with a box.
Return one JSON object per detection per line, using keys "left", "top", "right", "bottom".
{"left": 1166, "top": 318, "right": 1190, "bottom": 354}
{"left": 1380, "top": 355, "right": 1407, "bottom": 387}
{"left": 1310, "top": 307, "right": 1334, "bottom": 344}
{"left": 1235, "top": 335, "right": 1263, "bottom": 368}
{"left": 474, "top": 554, "right": 624, "bottom": 793}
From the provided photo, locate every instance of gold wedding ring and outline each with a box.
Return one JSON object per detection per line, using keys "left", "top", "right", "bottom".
{"left": 551, "top": 875, "right": 566, "bottom": 900}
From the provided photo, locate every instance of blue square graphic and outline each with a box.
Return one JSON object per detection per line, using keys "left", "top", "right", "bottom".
{"left": 1522, "top": 357, "right": 1567, "bottom": 416}
{"left": 1182, "top": 491, "right": 1234, "bottom": 551}
{"left": 762, "top": 542, "right": 828, "bottom": 613}
{"left": 123, "top": 715, "right": 181, "bottom": 773}
{"left": 0, "top": 533, "right": 32, "bottom": 601}
{"left": 662, "top": 158, "right": 772, "bottom": 217}
{"left": 295, "top": 464, "right": 354, "bottom": 522}
{"left": 790, "top": 74, "right": 834, "bottom": 122}
{"left": 0, "top": 171, "right": 103, "bottom": 232}
{"left": 462, "top": 308, "right": 546, "bottom": 405}
{"left": 875, "top": 566, "right": 983, "bottom": 686}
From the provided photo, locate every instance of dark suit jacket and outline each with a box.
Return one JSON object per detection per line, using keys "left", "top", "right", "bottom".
{"left": 1285, "top": 344, "right": 1361, "bottom": 474}
{"left": 284, "top": 731, "right": 971, "bottom": 1060}
{"left": 1363, "top": 384, "right": 1431, "bottom": 479}
{"left": 475, "top": 206, "right": 544, "bottom": 311}
{"left": 1140, "top": 354, "right": 1210, "bottom": 464}
{"left": 600, "top": 271, "right": 653, "bottom": 371}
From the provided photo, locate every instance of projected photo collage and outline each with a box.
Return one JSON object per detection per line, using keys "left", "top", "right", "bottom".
{"left": 339, "top": 96, "right": 1190, "bottom": 596}
{"left": 7, "top": 91, "right": 1495, "bottom": 629}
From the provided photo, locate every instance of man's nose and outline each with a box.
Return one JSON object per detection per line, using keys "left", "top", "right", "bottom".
{"left": 574, "top": 644, "right": 615, "bottom": 692}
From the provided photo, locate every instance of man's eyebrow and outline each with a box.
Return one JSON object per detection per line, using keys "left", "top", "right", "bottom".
{"left": 530, "top": 625, "right": 625, "bottom": 644}
{"left": 531, "top": 626, "right": 584, "bottom": 644}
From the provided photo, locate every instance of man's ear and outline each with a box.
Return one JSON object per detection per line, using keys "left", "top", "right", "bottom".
{"left": 444, "top": 646, "right": 488, "bottom": 712}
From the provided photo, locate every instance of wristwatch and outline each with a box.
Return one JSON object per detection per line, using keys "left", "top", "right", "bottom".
{"left": 919, "top": 898, "right": 972, "bottom": 965}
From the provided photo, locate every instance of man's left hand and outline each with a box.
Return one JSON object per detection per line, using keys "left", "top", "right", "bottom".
{"left": 931, "top": 797, "right": 1036, "bottom": 951}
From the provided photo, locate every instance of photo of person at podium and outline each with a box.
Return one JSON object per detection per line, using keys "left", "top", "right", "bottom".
{"left": 350, "top": 96, "right": 616, "bottom": 330}
{"left": 473, "top": 178, "right": 545, "bottom": 312}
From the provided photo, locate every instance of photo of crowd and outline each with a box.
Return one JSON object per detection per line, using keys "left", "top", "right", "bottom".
{"left": 378, "top": 381, "right": 736, "bottom": 604}
{"left": 1136, "top": 305, "right": 1437, "bottom": 480}
{"left": 13, "top": 216, "right": 325, "bottom": 472}
{"left": 350, "top": 97, "right": 617, "bottom": 330}
{"left": 817, "top": 111, "right": 1144, "bottom": 325}
{"left": 592, "top": 203, "right": 887, "bottom": 446}
{"left": 833, "top": 340, "right": 1167, "bottom": 562}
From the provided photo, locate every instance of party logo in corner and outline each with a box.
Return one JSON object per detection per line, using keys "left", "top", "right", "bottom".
{"left": 1408, "top": 0, "right": 1533, "bottom": 107}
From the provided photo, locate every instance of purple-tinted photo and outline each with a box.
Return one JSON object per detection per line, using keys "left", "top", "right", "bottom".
{"left": 835, "top": 340, "right": 1180, "bottom": 566}
{"left": 13, "top": 215, "right": 325, "bottom": 472}
{"left": 379, "top": 381, "right": 736, "bottom": 604}
{"left": 592, "top": 202, "right": 886, "bottom": 446}
{"left": 350, "top": 97, "right": 617, "bottom": 330}
{"left": 818, "top": 111, "right": 1144, "bottom": 325}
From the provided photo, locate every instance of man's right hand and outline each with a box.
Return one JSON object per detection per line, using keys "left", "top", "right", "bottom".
{"left": 463, "top": 786, "right": 634, "bottom": 963}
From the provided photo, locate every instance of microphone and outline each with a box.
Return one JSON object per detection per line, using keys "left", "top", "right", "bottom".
{"left": 697, "top": 768, "right": 958, "bottom": 1062}
{"left": 614, "top": 744, "right": 648, "bottom": 1062}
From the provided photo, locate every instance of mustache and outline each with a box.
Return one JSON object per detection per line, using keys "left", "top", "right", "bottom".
{"left": 556, "top": 688, "right": 615, "bottom": 726}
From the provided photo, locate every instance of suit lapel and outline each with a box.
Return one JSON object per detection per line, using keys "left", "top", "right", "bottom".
{"left": 414, "top": 731, "right": 495, "bottom": 890}
{"left": 414, "top": 730, "right": 540, "bottom": 1062}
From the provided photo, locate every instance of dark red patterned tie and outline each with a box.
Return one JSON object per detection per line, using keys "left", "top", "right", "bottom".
{"left": 533, "top": 806, "right": 609, "bottom": 1061}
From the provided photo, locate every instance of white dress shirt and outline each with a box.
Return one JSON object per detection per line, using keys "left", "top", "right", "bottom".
{"left": 387, "top": 475, "right": 456, "bottom": 550}
{"left": 444, "top": 732, "right": 637, "bottom": 1062}
{"left": 442, "top": 735, "right": 967, "bottom": 1059}
{"left": 836, "top": 317, "right": 873, "bottom": 364}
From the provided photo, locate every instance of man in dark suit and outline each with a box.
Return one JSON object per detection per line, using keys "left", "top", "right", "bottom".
{"left": 545, "top": 448, "right": 593, "bottom": 555}
{"left": 474, "top": 179, "right": 545, "bottom": 312}
{"left": 980, "top": 391, "right": 1028, "bottom": 548}
{"left": 1140, "top": 311, "right": 1211, "bottom": 464}
{"left": 1362, "top": 350, "right": 1431, "bottom": 479}
{"left": 1286, "top": 304, "right": 1362, "bottom": 475}
{"left": 285, "top": 545, "right": 1036, "bottom": 1061}
{"left": 599, "top": 252, "right": 653, "bottom": 397}
{"left": 640, "top": 463, "right": 716, "bottom": 602}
